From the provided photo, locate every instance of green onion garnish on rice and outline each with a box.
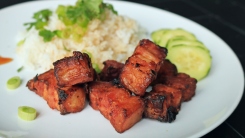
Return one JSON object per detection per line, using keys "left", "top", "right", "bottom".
{"left": 24, "top": 0, "right": 117, "bottom": 42}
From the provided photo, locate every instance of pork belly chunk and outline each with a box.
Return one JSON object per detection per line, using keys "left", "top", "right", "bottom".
{"left": 26, "top": 69, "right": 86, "bottom": 115}
{"left": 57, "top": 86, "right": 86, "bottom": 115}
{"left": 152, "top": 59, "right": 178, "bottom": 85}
{"left": 53, "top": 51, "right": 94, "bottom": 87}
{"left": 88, "top": 81, "right": 144, "bottom": 133}
{"left": 87, "top": 81, "right": 114, "bottom": 110}
{"left": 99, "top": 60, "right": 124, "bottom": 82}
{"left": 144, "top": 84, "right": 182, "bottom": 123}
{"left": 120, "top": 39, "right": 167, "bottom": 96}
{"left": 164, "top": 73, "right": 197, "bottom": 102}
{"left": 27, "top": 69, "right": 59, "bottom": 110}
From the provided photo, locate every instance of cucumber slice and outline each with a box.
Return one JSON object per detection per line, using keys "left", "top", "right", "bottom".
{"left": 157, "top": 28, "right": 197, "bottom": 47}
{"left": 151, "top": 29, "right": 170, "bottom": 46}
{"left": 167, "top": 37, "right": 209, "bottom": 52}
{"left": 167, "top": 45, "right": 212, "bottom": 81}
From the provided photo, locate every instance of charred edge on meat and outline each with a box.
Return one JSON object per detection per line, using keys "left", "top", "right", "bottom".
{"left": 157, "top": 116, "right": 165, "bottom": 122}
{"left": 166, "top": 106, "right": 177, "bottom": 123}
{"left": 84, "top": 53, "right": 92, "bottom": 68}
{"left": 83, "top": 83, "right": 90, "bottom": 100}
{"left": 139, "top": 39, "right": 145, "bottom": 46}
{"left": 122, "top": 108, "right": 128, "bottom": 118}
{"left": 112, "top": 78, "right": 120, "bottom": 86}
{"left": 158, "top": 45, "right": 168, "bottom": 55}
{"left": 135, "top": 63, "right": 140, "bottom": 68}
{"left": 73, "top": 51, "right": 84, "bottom": 60}
{"left": 73, "top": 51, "right": 92, "bottom": 68}
{"left": 58, "top": 88, "right": 68, "bottom": 104}
{"left": 151, "top": 70, "right": 156, "bottom": 76}
{"left": 151, "top": 95, "right": 165, "bottom": 109}
{"left": 34, "top": 74, "right": 38, "bottom": 82}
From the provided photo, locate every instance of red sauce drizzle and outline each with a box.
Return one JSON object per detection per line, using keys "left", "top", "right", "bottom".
{"left": 0, "top": 56, "right": 13, "bottom": 65}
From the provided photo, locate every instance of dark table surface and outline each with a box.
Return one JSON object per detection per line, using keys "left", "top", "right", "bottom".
{"left": 1, "top": 0, "right": 245, "bottom": 138}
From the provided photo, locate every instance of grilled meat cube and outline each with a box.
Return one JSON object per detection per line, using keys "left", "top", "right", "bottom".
{"left": 53, "top": 51, "right": 94, "bottom": 87}
{"left": 109, "top": 96, "right": 144, "bottom": 133}
{"left": 99, "top": 60, "right": 124, "bottom": 82}
{"left": 152, "top": 84, "right": 182, "bottom": 110}
{"left": 57, "top": 86, "right": 86, "bottom": 115}
{"left": 160, "top": 59, "right": 178, "bottom": 76}
{"left": 27, "top": 69, "right": 59, "bottom": 110}
{"left": 88, "top": 81, "right": 114, "bottom": 110}
{"left": 26, "top": 69, "right": 86, "bottom": 115}
{"left": 164, "top": 73, "right": 197, "bottom": 102}
{"left": 120, "top": 55, "right": 156, "bottom": 95}
{"left": 144, "top": 84, "right": 182, "bottom": 123}
{"left": 120, "top": 39, "right": 167, "bottom": 96}
{"left": 88, "top": 81, "right": 144, "bottom": 133}
{"left": 157, "top": 59, "right": 178, "bottom": 77}
{"left": 152, "top": 59, "right": 178, "bottom": 84}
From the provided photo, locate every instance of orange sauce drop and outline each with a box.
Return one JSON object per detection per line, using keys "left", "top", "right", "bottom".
{"left": 0, "top": 56, "right": 13, "bottom": 65}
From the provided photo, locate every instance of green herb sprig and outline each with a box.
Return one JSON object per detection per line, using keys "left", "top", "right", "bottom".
{"left": 24, "top": 9, "right": 52, "bottom": 31}
{"left": 23, "top": 0, "right": 118, "bottom": 43}
{"left": 55, "top": 0, "right": 118, "bottom": 42}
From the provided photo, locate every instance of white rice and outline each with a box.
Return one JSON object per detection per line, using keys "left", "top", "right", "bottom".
{"left": 16, "top": 9, "right": 147, "bottom": 72}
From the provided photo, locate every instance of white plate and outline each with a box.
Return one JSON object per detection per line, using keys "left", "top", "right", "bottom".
{"left": 0, "top": 0, "right": 244, "bottom": 138}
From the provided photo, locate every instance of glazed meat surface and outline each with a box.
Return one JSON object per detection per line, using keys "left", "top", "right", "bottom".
{"left": 164, "top": 73, "right": 197, "bottom": 102}
{"left": 88, "top": 81, "right": 144, "bottom": 133}
{"left": 120, "top": 39, "right": 167, "bottom": 96}
{"left": 57, "top": 86, "right": 86, "bottom": 115}
{"left": 27, "top": 69, "right": 59, "bottom": 110}
{"left": 158, "top": 59, "right": 178, "bottom": 77}
{"left": 26, "top": 69, "right": 86, "bottom": 115}
{"left": 53, "top": 51, "right": 94, "bottom": 87}
{"left": 99, "top": 60, "right": 124, "bottom": 82}
{"left": 144, "top": 84, "right": 182, "bottom": 123}
{"left": 87, "top": 81, "right": 115, "bottom": 110}
{"left": 152, "top": 59, "right": 178, "bottom": 84}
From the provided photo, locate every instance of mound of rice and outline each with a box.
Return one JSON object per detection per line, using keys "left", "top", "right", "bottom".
{"left": 16, "top": 9, "right": 147, "bottom": 72}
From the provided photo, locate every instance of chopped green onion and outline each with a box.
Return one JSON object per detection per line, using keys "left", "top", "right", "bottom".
{"left": 7, "top": 76, "right": 21, "bottom": 90}
{"left": 24, "top": 1, "right": 117, "bottom": 42}
{"left": 53, "top": 0, "right": 118, "bottom": 42}
{"left": 39, "top": 29, "right": 56, "bottom": 42}
{"left": 22, "top": 0, "right": 118, "bottom": 43}
{"left": 92, "top": 63, "right": 101, "bottom": 73}
{"left": 17, "top": 66, "right": 24, "bottom": 72}
{"left": 63, "top": 45, "right": 71, "bottom": 52}
{"left": 35, "top": 21, "right": 48, "bottom": 30}
{"left": 18, "top": 106, "right": 37, "bottom": 121}
{"left": 17, "top": 39, "right": 25, "bottom": 46}
{"left": 54, "top": 30, "right": 63, "bottom": 38}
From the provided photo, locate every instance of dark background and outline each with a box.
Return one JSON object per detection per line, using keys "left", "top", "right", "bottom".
{"left": 1, "top": 0, "right": 245, "bottom": 137}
